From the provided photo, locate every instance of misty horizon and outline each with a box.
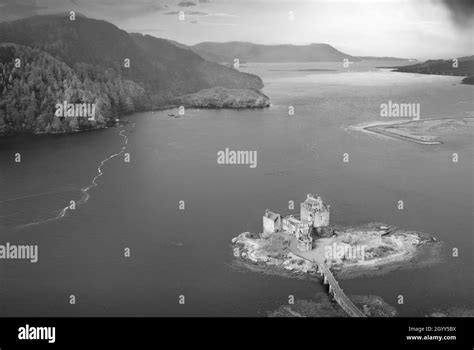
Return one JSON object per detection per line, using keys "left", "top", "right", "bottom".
{"left": 0, "top": 0, "right": 472, "bottom": 60}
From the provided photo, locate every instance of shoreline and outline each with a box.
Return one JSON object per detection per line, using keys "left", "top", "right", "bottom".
{"left": 376, "top": 63, "right": 474, "bottom": 85}
{"left": 352, "top": 117, "right": 474, "bottom": 145}
{"left": 0, "top": 97, "right": 271, "bottom": 138}
{"left": 268, "top": 294, "right": 398, "bottom": 317}
{"left": 232, "top": 222, "right": 442, "bottom": 280}
{"left": 364, "top": 125, "right": 442, "bottom": 145}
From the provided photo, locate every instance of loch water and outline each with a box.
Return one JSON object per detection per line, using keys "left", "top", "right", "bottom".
{"left": 0, "top": 61, "right": 472, "bottom": 316}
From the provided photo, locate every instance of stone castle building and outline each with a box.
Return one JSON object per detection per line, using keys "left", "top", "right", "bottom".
{"left": 300, "top": 194, "right": 330, "bottom": 230}
{"left": 262, "top": 194, "right": 330, "bottom": 252}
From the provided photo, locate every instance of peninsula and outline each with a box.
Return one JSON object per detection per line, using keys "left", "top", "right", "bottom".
{"left": 176, "top": 87, "right": 270, "bottom": 109}
{"left": 384, "top": 56, "right": 474, "bottom": 85}
{"left": 0, "top": 15, "right": 269, "bottom": 136}
{"left": 357, "top": 117, "right": 474, "bottom": 145}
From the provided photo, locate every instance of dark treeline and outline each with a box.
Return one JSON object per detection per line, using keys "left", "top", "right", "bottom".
{"left": 0, "top": 44, "right": 148, "bottom": 135}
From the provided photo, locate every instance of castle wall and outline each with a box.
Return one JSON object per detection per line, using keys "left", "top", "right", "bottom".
{"left": 263, "top": 216, "right": 276, "bottom": 237}
{"left": 300, "top": 204, "right": 314, "bottom": 225}
{"left": 282, "top": 217, "right": 301, "bottom": 236}
{"left": 314, "top": 210, "right": 330, "bottom": 227}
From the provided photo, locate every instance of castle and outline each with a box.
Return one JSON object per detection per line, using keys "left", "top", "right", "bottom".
{"left": 262, "top": 194, "right": 330, "bottom": 252}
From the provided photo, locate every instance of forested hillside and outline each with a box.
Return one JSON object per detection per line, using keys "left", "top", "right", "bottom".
{"left": 0, "top": 14, "right": 265, "bottom": 135}
{"left": 0, "top": 44, "right": 148, "bottom": 135}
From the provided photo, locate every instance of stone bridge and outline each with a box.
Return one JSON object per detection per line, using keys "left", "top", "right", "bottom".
{"left": 313, "top": 258, "right": 366, "bottom": 317}
{"left": 285, "top": 233, "right": 367, "bottom": 317}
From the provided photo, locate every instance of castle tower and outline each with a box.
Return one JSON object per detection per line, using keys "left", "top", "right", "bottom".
{"left": 262, "top": 209, "right": 281, "bottom": 237}
{"left": 300, "top": 194, "right": 330, "bottom": 229}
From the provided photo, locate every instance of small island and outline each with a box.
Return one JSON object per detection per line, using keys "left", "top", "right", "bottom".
{"left": 231, "top": 194, "right": 442, "bottom": 317}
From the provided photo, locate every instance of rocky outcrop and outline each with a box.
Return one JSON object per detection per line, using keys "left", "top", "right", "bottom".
{"left": 462, "top": 76, "right": 474, "bottom": 85}
{"left": 267, "top": 294, "right": 398, "bottom": 317}
{"left": 232, "top": 232, "right": 316, "bottom": 275}
{"left": 177, "top": 87, "right": 270, "bottom": 109}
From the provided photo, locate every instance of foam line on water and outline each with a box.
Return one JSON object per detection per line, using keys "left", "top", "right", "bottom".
{"left": 58, "top": 128, "right": 129, "bottom": 218}
{"left": 14, "top": 126, "right": 131, "bottom": 229}
{"left": 0, "top": 188, "right": 77, "bottom": 204}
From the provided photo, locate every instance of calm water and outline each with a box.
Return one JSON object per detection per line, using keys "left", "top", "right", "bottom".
{"left": 0, "top": 61, "right": 472, "bottom": 316}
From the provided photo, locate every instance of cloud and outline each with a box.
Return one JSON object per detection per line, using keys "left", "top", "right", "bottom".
{"left": 198, "top": 21, "right": 236, "bottom": 26}
{"left": 96, "top": 0, "right": 168, "bottom": 15}
{"left": 165, "top": 10, "right": 208, "bottom": 16}
{"left": 0, "top": 0, "right": 172, "bottom": 22}
{"left": 439, "top": 0, "right": 474, "bottom": 27}
{"left": 59, "top": 0, "right": 170, "bottom": 20}
{"left": 207, "top": 12, "right": 238, "bottom": 18}
{"left": 177, "top": 1, "right": 196, "bottom": 7}
{"left": 0, "top": 0, "right": 43, "bottom": 21}
{"left": 188, "top": 11, "right": 207, "bottom": 16}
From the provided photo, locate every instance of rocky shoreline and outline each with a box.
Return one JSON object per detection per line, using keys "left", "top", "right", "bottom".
{"left": 268, "top": 294, "right": 398, "bottom": 317}
{"left": 351, "top": 118, "right": 474, "bottom": 146}
{"left": 232, "top": 222, "right": 443, "bottom": 317}
{"left": 427, "top": 307, "right": 474, "bottom": 317}
{"left": 0, "top": 87, "right": 270, "bottom": 137}
{"left": 232, "top": 232, "right": 318, "bottom": 276}
{"left": 232, "top": 223, "right": 442, "bottom": 280}
{"left": 379, "top": 56, "right": 474, "bottom": 85}
{"left": 176, "top": 87, "right": 270, "bottom": 109}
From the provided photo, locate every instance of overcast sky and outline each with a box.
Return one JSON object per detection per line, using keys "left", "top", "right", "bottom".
{"left": 0, "top": 0, "right": 472, "bottom": 59}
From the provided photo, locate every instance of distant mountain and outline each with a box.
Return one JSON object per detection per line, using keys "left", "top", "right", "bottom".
{"left": 0, "top": 15, "right": 263, "bottom": 99}
{"left": 389, "top": 56, "right": 474, "bottom": 84}
{"left": 190, "top": 42, "right": 360, "bottom": 64}
{"left": 168, "top": 40, "right": 413, "bottom": 64}
{"left": 356, "top": 56, "right": 412, "bottom": 61}
{"left": 164, "top": 39, "right": 193, "bottom": 51}
{"left": 0, "top": 15, "right": 266, "bottom": 135}
{"left": 131, "top": 34, "right": 264, "bottom": 94}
